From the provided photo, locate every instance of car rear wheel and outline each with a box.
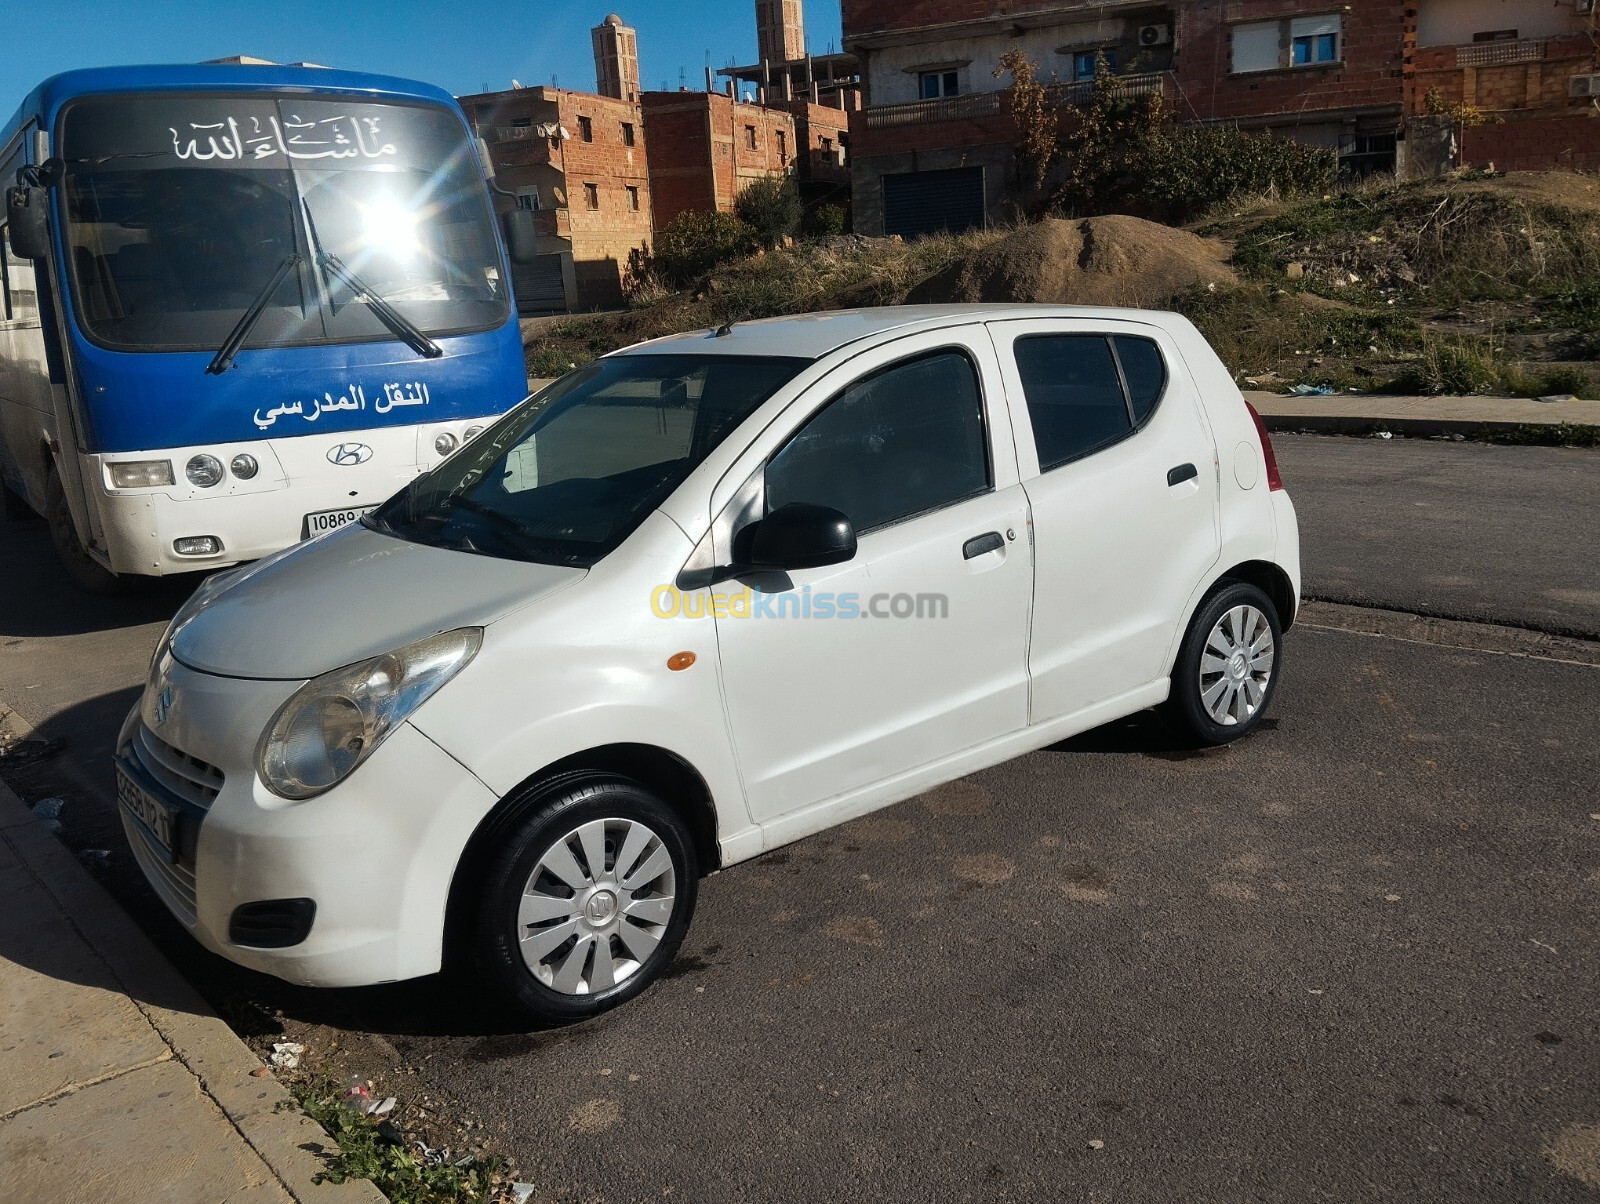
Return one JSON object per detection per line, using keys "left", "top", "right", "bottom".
{"left": 1166, "top": 581, "right": 1282, "bottom": 746}
{"left": 467, "top": 776, "right": 698, "bottom": 1025}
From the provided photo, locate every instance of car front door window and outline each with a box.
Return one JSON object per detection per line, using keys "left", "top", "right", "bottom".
{"left": 764, "top": 349, "right": 990, "bottom": 532}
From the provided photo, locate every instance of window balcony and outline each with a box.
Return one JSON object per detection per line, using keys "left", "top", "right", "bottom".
{"left": 862, "top": 72, "right": 1172, "bottom": 130}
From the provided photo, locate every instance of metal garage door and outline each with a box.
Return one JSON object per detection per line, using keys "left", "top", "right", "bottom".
{"left": 883, "top": 167, "right": 985, "bottom": 239}
{"left": 511, "top": 254, "right": 568, "bottom": 313}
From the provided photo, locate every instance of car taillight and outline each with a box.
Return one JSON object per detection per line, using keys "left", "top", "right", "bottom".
{"left": 1244, "top": 401, "right": 1284, "bottom": 492}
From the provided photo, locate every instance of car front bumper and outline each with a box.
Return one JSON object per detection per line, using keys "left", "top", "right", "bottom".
{"left": 117, "top": 657, "right": 499, "bottom": 987}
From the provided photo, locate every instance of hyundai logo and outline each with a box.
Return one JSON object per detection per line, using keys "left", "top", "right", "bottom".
{"left": 327, "top": 443, "right": 374, "bottom": 466}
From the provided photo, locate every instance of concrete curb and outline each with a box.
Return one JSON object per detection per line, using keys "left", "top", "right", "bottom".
{"left": 0, "top": 778, "right": 386, "bottom": 1204}
{"left": 1245, "top": 390, "right": 1600, "bottom": 436}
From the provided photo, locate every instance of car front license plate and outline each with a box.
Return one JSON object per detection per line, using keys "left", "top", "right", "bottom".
{"left": 302, "top": 506, "right": 374, "bottom": 538}
{"left": 117, "top": 766, "right": 177, "bottom": 857}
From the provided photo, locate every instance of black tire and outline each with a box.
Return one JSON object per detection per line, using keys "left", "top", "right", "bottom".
{"left": 1165, "top": 581, "right": 1283, "bottom": 746}
{"left": 45, "top": 468, "right": 133, "bottom": 595}
{"left": 465, "top": 775, "right": 699, "bottom": 1026}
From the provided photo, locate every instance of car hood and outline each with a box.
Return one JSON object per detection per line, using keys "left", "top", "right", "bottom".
{"left": 171, "top": 525, "right": 585, "bottom": 680}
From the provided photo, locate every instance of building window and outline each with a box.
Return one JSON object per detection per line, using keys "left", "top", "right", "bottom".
{"left": 919, "top": 70, "right": 960, "bottom": 99}
{"left": 1233, "top": 15, "right": 1342, "bottom": 73}
{"left": 1071, "top": 49, "right": 1117, "bottom": 81}
{"left": 744, "top": 124, "right": 757, "bottom": 150}
{"left": 584, "top": 182, "right": 599, "bottom": 209}
{"left": 621, "top": 121, "right": 636, "bottom": 146}
{"left": 626, "top": 185, "right": 640, "bottom": 211}
{"left": 578, "top": 115, "right": 594, "bottom": 142}
{"left": 515, "top": 188, "right": 539, "bottom": 211}
{"left": 776, "top": 130, "right": 787, "bottom": 165}
{"left": 1290, "top": 16, "right": 1341, "bottom": 65}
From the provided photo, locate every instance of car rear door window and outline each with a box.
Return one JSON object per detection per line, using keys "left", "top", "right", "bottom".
{"left": 765, "top": 349, "right": 990, "bottom": 533}
{"left": 1113, "top": 335, "right": 1167, "bottom": 424}
{"left": 1013, "top": 335, "right": 1131, "bottom": 469}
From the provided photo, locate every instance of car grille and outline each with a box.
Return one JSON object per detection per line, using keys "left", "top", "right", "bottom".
{"left": 130, "top": 724, "right": 224, "bottom": 810}
{"left": 119, "top": 723, "right": 221, "bottom": 928}
{"left": 121, "top": 808, "right": 198, "bottom": 928}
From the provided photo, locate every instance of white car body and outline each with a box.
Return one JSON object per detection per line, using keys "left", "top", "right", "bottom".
{"left": 118, "top": 305, "right": 1300, "bottom": 992}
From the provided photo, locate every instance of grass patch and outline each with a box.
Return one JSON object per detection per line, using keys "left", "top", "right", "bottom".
{"left": 1170, "top": 283, "right": 1421, "bottom": 378}
{"left": 289, "top": 1076, "right": 510, "bottom": 1204}
{"left": 524, "top": 228, "right": 1005, "bottom": 378}
{"left": 1212, "top": 180, "right": 1600, "bottom": 307}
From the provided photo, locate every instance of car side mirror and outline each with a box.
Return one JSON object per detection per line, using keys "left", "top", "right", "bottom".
{"left": 742, "top": 502, "right": 856, "bottom": 571}
{"left": 502, "top": 209, "right": 539, "bottom": 264}
{"left": 6, "top": 184, "right": 50, "bottom": 261}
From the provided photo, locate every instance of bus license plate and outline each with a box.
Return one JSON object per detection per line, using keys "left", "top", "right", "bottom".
{"left": 117, "top": 766, "right": 176, "bottom": 856}
{"left": 303, "top": 506, "right": 374, "bottom": 538}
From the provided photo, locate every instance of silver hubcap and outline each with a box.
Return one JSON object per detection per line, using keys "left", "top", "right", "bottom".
{"left": 516, "top": 817, "right": 677, "bottom": 996}
{"left": 1199, "top": 604, "right": 1274, "bottom": 726}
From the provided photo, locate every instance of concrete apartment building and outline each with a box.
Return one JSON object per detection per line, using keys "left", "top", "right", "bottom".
{"left": 843, "top": 0, "right": 1600, "bottom": 236}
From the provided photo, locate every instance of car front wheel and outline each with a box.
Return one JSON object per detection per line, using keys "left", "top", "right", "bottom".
{"left": 467, "top": 776, "right": 699, "bottom": 1025}
{"left": 1166, "top": 581, "right": 1283, "bottom": 746}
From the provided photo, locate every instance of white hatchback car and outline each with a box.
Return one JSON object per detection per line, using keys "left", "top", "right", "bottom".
{"left": 118, "top": 306, "right": 1299, "bottom": 1023}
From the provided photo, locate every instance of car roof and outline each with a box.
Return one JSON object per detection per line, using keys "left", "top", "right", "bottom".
{"left": 613, "top": 304, "right": 1179, "bottom": 362}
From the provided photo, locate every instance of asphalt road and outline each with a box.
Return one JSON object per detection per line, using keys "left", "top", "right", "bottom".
{"left": 1275, "top": 434, "right": 1600, "bottom": 639}
{"left": 1, "top": 434, "right": 1597, "bottom": 1202}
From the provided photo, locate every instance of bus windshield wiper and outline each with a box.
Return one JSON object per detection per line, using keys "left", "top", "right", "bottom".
{"left": 316, "top": 251, "right": 443, "bottom": 360}
{"left": 205, "top": 254, "right": 301, "bottom": 375}
{"left": 299, "top": 196, "right": 442, "bottom": 360}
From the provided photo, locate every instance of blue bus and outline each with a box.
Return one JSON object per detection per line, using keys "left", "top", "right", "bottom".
{"left": 1, "top": 63, "right": 535, "bottom": 591}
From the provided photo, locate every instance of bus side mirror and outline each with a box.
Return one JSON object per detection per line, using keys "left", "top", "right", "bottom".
{"left": 6, "top": 185, "right": 50, "bottom": 261}
{"left": 502, "top": 209, "right": 539, "bottom": 265}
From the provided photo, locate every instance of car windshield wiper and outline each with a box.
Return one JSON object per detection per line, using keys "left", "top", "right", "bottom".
{"left": 204, "top": 253, "right": 301, "bottom": 375}
{"left": 300, "top": 197, "right": 441, "bottom": 360}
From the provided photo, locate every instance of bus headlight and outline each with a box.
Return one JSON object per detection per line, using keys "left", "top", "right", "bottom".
{"left": 108, "top": 460, "right": 175, "bottom": 489}
{"left": 434, "top": 433, "right": 458, "bottom": 456}
{"left": 229, "top": 454, "right": 259, "bottom": 480}
{"left": 257, "top": 628, "right": 481, "bottom": 800}
{"left": 185, "top": 455, "right": 224, "bottom": 488}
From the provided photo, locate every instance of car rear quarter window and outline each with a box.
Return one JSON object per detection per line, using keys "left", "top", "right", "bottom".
{"left": 766, "top": 349, "right": 990, "bottom": 534}
{"left": 1013, "top": 334, "right": 1132, "bottom": 470}
{"left": 1112, "top": 335, "right": 1167, "bottom": 424}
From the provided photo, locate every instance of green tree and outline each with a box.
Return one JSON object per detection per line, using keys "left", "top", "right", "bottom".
{"left": 734, "top": 176, "right": 803, "bottom": 250}
{"left": 651, "top": 210, "right": 757, "bottom": 287}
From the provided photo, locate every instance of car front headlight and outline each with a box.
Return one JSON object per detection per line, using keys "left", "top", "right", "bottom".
{"left": 257, "top": 628, "right": 482, "bottom": 800}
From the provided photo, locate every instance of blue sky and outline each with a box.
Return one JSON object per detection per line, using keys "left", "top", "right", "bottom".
{"left": 6, "top": 0, "right": 846, "bottom": 120}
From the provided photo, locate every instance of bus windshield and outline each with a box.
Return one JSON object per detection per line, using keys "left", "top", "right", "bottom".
{"left": 57, "top": 94, "right": 509, "bottom": 353}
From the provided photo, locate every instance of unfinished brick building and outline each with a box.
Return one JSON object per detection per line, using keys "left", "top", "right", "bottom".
{"left": 463, "top": 79, "right": 652, "bottom": 311}
{"left": 843, "top": 0, "right": 1600, "bottom": 236}
{"left": 642, "top": 90, "right": 805, "bottom": 229}
{"left": 1408, "top": 0, "right": 1600, "bottom": 174}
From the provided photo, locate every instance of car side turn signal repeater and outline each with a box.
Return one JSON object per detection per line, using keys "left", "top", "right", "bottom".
{"left": 667, "top": 652, "right": 697, "bottom": 672}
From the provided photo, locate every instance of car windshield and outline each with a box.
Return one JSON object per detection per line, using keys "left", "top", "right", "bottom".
{"left": 58, "top": 93, "right": 508, "bottom": 352}
{"left": 367, "top": 353, "right": 809, "bottom": 566}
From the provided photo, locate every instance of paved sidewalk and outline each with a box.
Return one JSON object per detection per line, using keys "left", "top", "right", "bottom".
{"left": 0, "top": 780, "right": 385, "bottom": 1204}
{"left": 1247, "top": 390, "right": 1600, "bottom": 435}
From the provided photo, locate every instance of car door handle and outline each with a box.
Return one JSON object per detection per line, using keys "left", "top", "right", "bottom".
{"left": 962, "top": 531, "right": 1004, "bottom": 559}
{"left": 1167, "top": 462, "right": 1198, "bottom": 487}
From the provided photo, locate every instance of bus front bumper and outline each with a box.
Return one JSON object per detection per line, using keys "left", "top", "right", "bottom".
{"left": 87, "top": 418, "right": 491, "bottom": 575}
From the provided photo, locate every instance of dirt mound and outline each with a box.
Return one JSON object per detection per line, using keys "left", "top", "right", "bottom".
{"left": 907, "top": 215, "right": 1236, "bottom": 309}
